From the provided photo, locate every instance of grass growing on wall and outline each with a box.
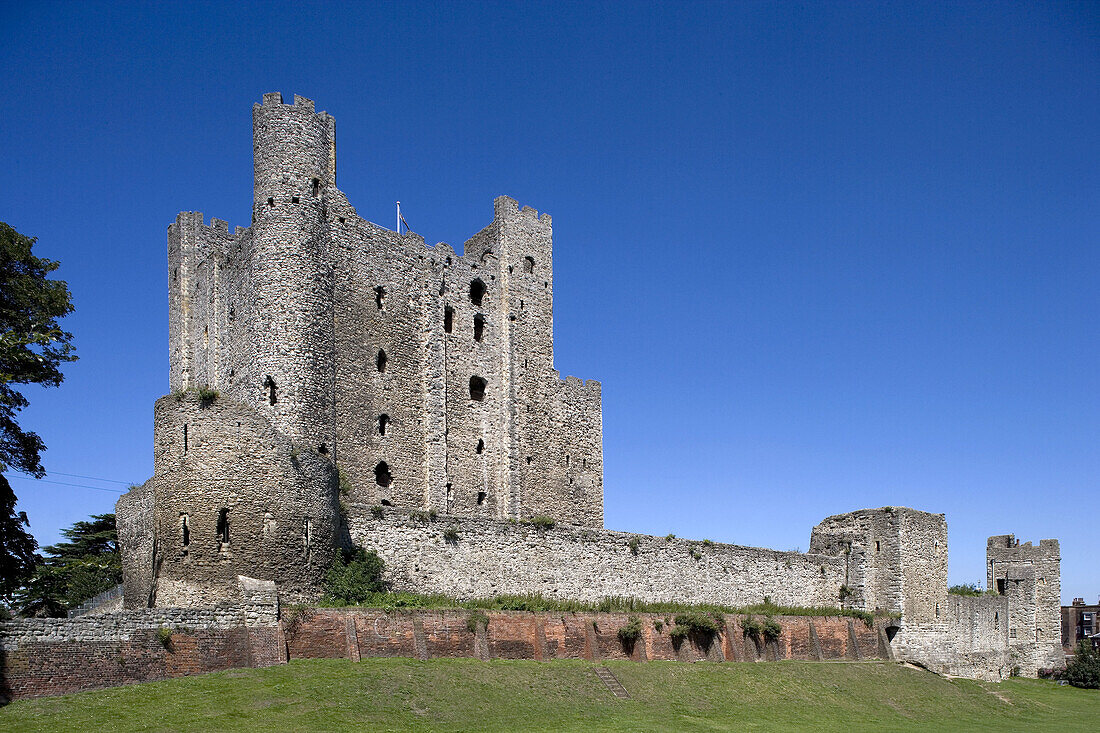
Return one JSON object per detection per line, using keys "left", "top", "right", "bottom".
{"left": 313, "top": 591, "right": 880, "bottom": 625}
{"left": 2, "top": 658, "right": 1097, "bottom": 732}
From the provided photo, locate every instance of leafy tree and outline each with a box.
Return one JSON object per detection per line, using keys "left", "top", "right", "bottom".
{"left": 0, "top": 221, "right": 76, "bottom": 597}
{"left": 324, "top": 547, "right": 386, "bottom": 604}
{"left": 13, "top": 513, "right": 119, "bottom": 617}
{"left": 1064, "top": 640, "right": 1100, "bottom": 689}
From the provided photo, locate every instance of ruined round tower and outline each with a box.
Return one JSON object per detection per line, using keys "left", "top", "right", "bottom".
{"left": 247, "top": 93, "right": 338, "bottom": 453}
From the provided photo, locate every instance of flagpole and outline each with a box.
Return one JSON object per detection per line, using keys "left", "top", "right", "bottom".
{"left": 396, "top": 201, "right": 401, "bottom": 234}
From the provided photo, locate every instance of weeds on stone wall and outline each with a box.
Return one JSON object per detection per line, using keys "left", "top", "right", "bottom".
{"left": 370, "top": 505, "right": 385, "bottom": 520}
{"left": 740, "top": 616, "right": 762, "bottom": 639}
{"left": 627, "top": 537, "right": 640, "bottom": 555}
{"left": 156, "top": 626, "right": 173, "bottom": 650}
{"left": 196, "top": 385, "right": 219, "bottom": 406}
{"left": 762, "top": 617, "right": 782, "bottom": 641}
{"left": 665, "top": 534, "right": 676, "bottom": 540}
{"left": 529, "top": 515, "right": 555, "bottom": 531}
{"left": 409, "top": 509, "right": 438, "bottom": 523}
{"left": 668, "top": 611, "right": 721, "bottom": 638}
{"left": 689, "top": 546, "right": 702, "bottom": 560}
{"left": 466, "top": 611, "right": 489, "bottom": 633}
{"left": 443, "top": 525, "right": 459, "bottom": 543}
{"left": 617, "top": 616, "right": 643, "bottom": 645}
{"left": 312, "top": 584, "right": 878, "bottom": 626}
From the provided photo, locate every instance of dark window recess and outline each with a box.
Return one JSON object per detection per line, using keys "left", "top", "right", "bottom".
{"left": 508, "top": 265, "right": 513, "bottom": 274}
{"left": 469, "top": 376, "right": 487, "bottom": 401}
{"left": 317, "top": 443, "right": 328, "bottom": 455}
{"left": 477, "top": 491, "right": 486, "bottom": 506}
{"left": 474, "top": 314, "right": 485, "bottom": 342}
{"left": 444, "top": 306, "right": 453, "bottom": 333}
{"left": 875, "top": 541, "right": 880, "bottom": 552}
{"left": 380, "top": 499, "right": 392, "bottom": 506}
{"left": 217, "top": 508, "right": 230, "bottom": 544}
{"left": 566, "top": 455, "right": 570, "bottom": 467}
{"left": 523, "top": 256, "right": 535, "bottom": 274}
{"left": 338, "top": 216, "right": 346, "bottom": 224}
{"left": 476, "top": 439, "right": 484, "bottom": 455}
{"left": 376, "top": 349, "right": 387, "bottom": 372}
{"left": 183, "top": 423, "right": 188, "bottom": 452}
{"left": 470, "top": 278, "right": 486, "bottom": 306}
{"left": 526, "top": 456, "right": 532, "bottom": 465}
{"left": 267, "top": 197, "right": 274, "bottom": 207}
{"left": 312, "top": 178, "right": 320, "bottom": 196}
{"left": 378, "top": 414, "right": 389, "bottom": 436}
{"left": 375, "top": 461, "right": 392, "bottom": 488}
{"left": 181, "top": 514, "right": 190, "bottom": 547}
{"left": 375, "top": 285, "right": 385, "bottom": 310}
{"left": 263, "top": 375, "right": 277, "bottom": 405}
{"left": 582, "top": 458, "right": 587, "bottom": 469}
{"left": 291, "top": 196, "right": 300, "bottom": 204}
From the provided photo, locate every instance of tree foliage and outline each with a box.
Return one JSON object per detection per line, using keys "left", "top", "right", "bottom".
{"left": 1064, "top": 641, "right": 1100, "bottom": 689}
{"left": 0, "top": 222, "right": 77, "bottom": 596}
{"left": 13, "top": 513, "right": 120, "bottom": 617}
{"left": 323, "top": 547, "right": 386, "bottom": 604}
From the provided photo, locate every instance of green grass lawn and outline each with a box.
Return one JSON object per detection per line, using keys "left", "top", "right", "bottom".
{"left": 1, "top": 659, "right": 1096, "bottom": 732}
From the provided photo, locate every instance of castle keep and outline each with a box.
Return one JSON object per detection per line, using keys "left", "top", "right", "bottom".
{"left": 111, "top": 94, "right": 1063, "bottom": 682}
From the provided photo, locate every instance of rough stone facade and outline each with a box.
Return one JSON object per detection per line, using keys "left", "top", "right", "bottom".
{"left": 986, "top": 535, "right": 1063, "bottom": 674}
{"left": 109, "top": 93, "right": 1063, "bottom": 685}
{"left": 349, "top": 509, "right": 848, "bottom": 608}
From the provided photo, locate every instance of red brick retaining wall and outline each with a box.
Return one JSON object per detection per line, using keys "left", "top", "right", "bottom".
{"left": 1, "top": 609, "right": 892, "bottom": 700}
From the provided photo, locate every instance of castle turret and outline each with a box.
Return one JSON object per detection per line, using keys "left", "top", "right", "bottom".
{"left": 252, "top": 93, "right": 336, "bottom": 221}
{"left": 987, "top": 535, "right": 1063, "bottom": 674}
{"left": 245, "top": 93, "right": 337, "bottom": 453}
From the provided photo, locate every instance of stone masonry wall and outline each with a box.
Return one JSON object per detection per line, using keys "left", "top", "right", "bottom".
{"left": 348, "top": 510, "right": 849, "bottom": 608}
{"left": 890, "top": 593, "right": 1012, "bottom": 681}
{"left": 116, "top": 392, "right": 341, "bottom": 607}
{"left": 0, "top": 602, "right": 283, "bottom": 701}
{"left": 987, "top": 535, "right": 1064, "bottom": 675}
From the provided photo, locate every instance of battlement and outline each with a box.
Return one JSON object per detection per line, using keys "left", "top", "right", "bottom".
{"left": 558, "top": 374, "right": 602, "bottom": 394}
{"left": 987, "top": 535, "right": 1060, "bottom": 558}
{"left": 494, "top": 195, "right": 553, "bottom": 226}
{"left": 259, "top": 92, "right": 317, "bottom": 113}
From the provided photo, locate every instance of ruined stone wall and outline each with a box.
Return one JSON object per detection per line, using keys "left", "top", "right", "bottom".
{"left": 890, "top": 593, "right": 1012, "bottom": 681}
{"left": 986, "top": 535, "right": 1063, "bottom": 675}
{"left": 0, "top": 593, "right": 283, "bottom": 701}
{"left": 810, "top": 507, "right": 947, "bottom": 622}
{"left": 347, "top": 510, "right": 848, "bottom": 607}
{"left": 116, "top": 392, "right": 340, "bottom": 607}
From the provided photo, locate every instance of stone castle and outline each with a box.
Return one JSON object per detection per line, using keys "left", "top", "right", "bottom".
{"left": 114, "top": 94, "right": 1063, "bottom": 680}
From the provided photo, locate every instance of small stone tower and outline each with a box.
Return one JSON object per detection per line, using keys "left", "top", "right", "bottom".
{"left": 810, "top": 507, "right": 948, "bottom": 622}
{"left": 987, "top": 535, "right": 1063, "bottom": 674}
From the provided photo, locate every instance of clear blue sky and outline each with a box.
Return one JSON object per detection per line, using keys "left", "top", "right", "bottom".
{"left": 2, "top": 1, "right": 1097, "bottom": 604}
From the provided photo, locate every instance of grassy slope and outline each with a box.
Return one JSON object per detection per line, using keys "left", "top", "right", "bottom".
{"left": 1, "top": 659, "right": 1097, "bottom": 732}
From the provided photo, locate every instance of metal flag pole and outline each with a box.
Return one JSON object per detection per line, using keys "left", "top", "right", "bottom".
{"left": 396, "top": 201, "right": 402, "bottom": 234}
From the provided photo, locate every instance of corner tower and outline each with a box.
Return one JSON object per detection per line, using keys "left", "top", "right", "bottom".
{"left": 244, "top": 93, "right": 338, "bottom": 452}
